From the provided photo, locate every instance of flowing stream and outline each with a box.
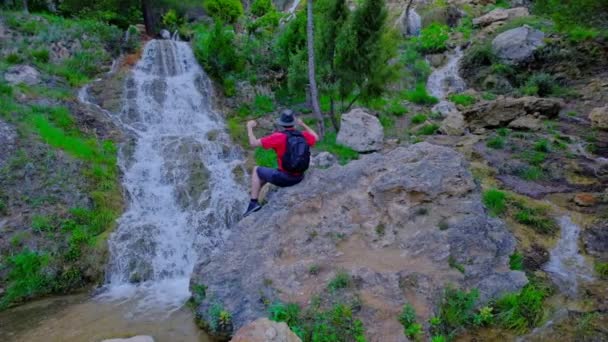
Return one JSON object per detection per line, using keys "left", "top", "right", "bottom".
{"left": 407, "top": 8, "right": 422, "bottom": 36}
{"left": 426, "top": 47, "right": 466, "bottom": 115}
{"left": 97, "top": 39, "right": 246, "bottom": 313}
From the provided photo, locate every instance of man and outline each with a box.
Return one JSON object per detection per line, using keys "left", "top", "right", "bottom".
{"left": 244, "top": 109, "right": 319, "bottom": 217}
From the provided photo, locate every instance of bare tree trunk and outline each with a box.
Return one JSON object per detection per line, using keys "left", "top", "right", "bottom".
{"left": 405, "top": 0, "right": 414, "bottom": 35}
{"left": 141, "top": 0, "right": 154, "bottom": 36}
{"left": 307, "top": 0, "right": 325, "bottom": 139}
{"left": 22, "top": 0, "right": 28, "bottom": 13}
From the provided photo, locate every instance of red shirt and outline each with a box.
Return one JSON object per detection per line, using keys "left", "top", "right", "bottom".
{"left": 260, "top": 129, "right": 317, "bottom": 172}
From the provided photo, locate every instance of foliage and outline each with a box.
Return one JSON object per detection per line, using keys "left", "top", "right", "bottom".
{"left": 58, "top": 0, "right": 141, "bottom": 29}
{"left": 203, "top": 0, "right": 244, "bottom": 23}
{"left": 414, "top": 23, "right": 449, "bottom": 54}
{"left": 403, "top": 83, "right": 438, "bottom": 105}
{"left": 448, "top": 94, "right": 476, "bottom": 106}
{"left": 533, "top": 0, "right": 608, "bottom": 36}
{"left": 473, "top": 306, "right": 495, "bottom": 327}
{"left": 518, "top": 166, "right": 544, "bottom": 181}
{"left": 251, "top": 0, "right": 273, "bottom": 17}
{"left": 416, "top": 123, "right": 439, "bottom": 136}
{"left": 315, "top": 131, "right": 359, "bottom": 165}
{"left": 162, "top": 9, "right": 182, "bottom": 31}
{"left": 0, "top": 250, "right": 50, "bottom": 308}
{"left": 514, "top": 208, "right": 557, "bottom": 234}
{"left": 30, "top": 49, "right": 50, "bottom": 63}
{"left": 509, "top": 251, "right": 524, "bottom": 271}
{"left": 386, "top": 100, "right": 408, "bottom": 116}
{"left": 254, "top": 147, "right": 278, "bottom": 168}
{"left": 378, "top": 113, "right": 395, "bottom": 129}
{"left": 411, "top": 113, "right": 427, "bottom": 125}
{"left": 594, "top": 262, "right": 608, "bottom": 279}
{"left": 435, "top": 287, "right": 479, "bottom": 337}
{"left": 521, "top": 73, "right": 560, "bottom": 97}
{"left": 494, "top": 284, "right": 547, "bottom": 333}
{"left": 328, "top": 270, "right": 351, "bottom": 291}
{"left": 483, "top": 188, "right": 506, "bottom": 216}
{"left": 208, "top": 303, "right": 233, "bottom": 333}
{"left": 486, "top": 136, "right": 505, "bottom": 149}
{"left": 193, "top": 22, "right": 242, "bottom": 82}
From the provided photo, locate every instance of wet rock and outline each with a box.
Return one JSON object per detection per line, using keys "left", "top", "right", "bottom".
{"left": 582, "top": 220, "right": 608, "bottom": 259}
{"left": 463, "top": 96, "right": 562, "bottom": 131}
{"left": 160, "top": 29, "right": 171, "bottom": 39}
{"left": 231, "top": 318, "right": 301, "bottom": 342}
{"left": 4, "top": 65, "right": 41, "bottom": 85}
{"left": 336, "top": 108, "right": 384, "bottom": 152}
{"left": 523, "top": 243, "right": 550, "bottom": 271}
{"left": 473, "top": 7, "right": 529, "bottom": 27}
{"left": 311, "top": 152, "right": 337, "bottom": 169}
{"left": 508, "top": 115, "right": 543, "bottom": 131}
{"left": 492, "top": 26, "right": 545, "bottom": 65}
{"left": 589, "top": 106, "right": 608, "bottom": 130}
{"left": 191, "top": 143, "right": 525, "bottom": 339}
{"left": 573, "top": 193, "right": 597, "bottom": 207}
{"left": 0, "top": 119, "right": 17, "bottom": 168}
{"left": 440, "top": 111, "right": 466, "bottom": 136}
{"left": 428, "top": 53, "right": 447, "bottom": 68}
{"left": 102, "top": 336, "right": 155, "bottom": 342}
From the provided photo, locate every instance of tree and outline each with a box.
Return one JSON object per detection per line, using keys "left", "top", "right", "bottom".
{"left": 22, "top": 0, "right": 28, "bottom": 13}
{"left": 307, "top": 0, "right": 324, "bottom": 138}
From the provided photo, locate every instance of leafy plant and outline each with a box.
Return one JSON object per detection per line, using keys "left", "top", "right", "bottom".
{"left": 595, "top": 262, "right": 608, "bottom": 279}
{"left": 509, "top": 251, "right": 524, "bottom": 271}
{"left": 328, "top": 270, "right": 351, "bottom": 291}
{"left": 494, "top": 284, "right": 547, "bottom": 333}
{"left": 254, "top": 147, "right": 278, "bottom": 168}
{"left": 415, "top": 23, "right": 449, "bottom": 53}
{"left": 0, "top": 250, "right": 50, "bottom": 308}
{"left": 436, "top": 286, "right": 479, "bottom": 337}
{"left": 204, "top": 0, "right": 244, "bottom": 23}
{"left": 30, "top": 49, "right": 50, "bottom": 63}
{"left": 417, "top": 123, "right": 439, "bottom": 136}
{"left": 386, "top": 100, "right": 408, "bottom": 116}
{"left": 404, "top": 83, "right": 439, "bottom": 105}
{"left": 486, "top": 136, "right": 505, "bottom": 149}
{"left": 411, "top": 113, "right": 427, "bottom": 125}
{"left": 473, "top": 306, "right": 494, "bottom": 327}
{"left": 448, "top": 94, "right": 476, "bottom": 106}
{"left": 483, "top": 188, "right": 506, "bottom": 216}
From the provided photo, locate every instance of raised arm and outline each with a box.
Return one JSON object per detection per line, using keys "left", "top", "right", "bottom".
{"left": 247, "top": 120, "right": 262, "bottom": 147}
{"left": 296, "top": 118, "right": 319, "bottom": 141}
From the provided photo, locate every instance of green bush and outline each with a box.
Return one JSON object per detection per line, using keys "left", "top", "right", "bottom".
{"left": 411, "top": 113, "right": 427, "bottom": 124}
{"left": 417, "top": 123, "right": 439, "bottom": 135}
{"left": 514, "top": 208, "right": 557, "bottom": 234}
{"left": 595, "top": 262, "right": 608, "bottom": 279}
{"left": 328, "top": 270, "right": 351, "bottom": 291}
{"left": 415, "top": 23, "right": 449, "bottom": 53}
{"left": 487, "top": 136, "right": 505, "bottom": 149}
{"left": 316, "top": 131, "right": 359, "bottom": 165}
{"left": 436, "top": 287, "right": 479, "bottom": 337}
{"left": 533, "top": 139, "right": 551, "bottom": 153}
{"left": 208, "top": 303, "right": 233, "bottom": 333}
{"left": 461, "top": 43, "right": 496, "bottom": 71}
{"left": 0, "top": 250, "right": 51, "bottom": 308}
{"left": 518, "top": 166, "right": 544, "bottom": 181}
{"left": 251, "top": 0, "right": 273, "bottom": 17}
{"left": 30, "top": 49, "right": 50, "bottom": 63}
{"left": 6, "top": 53, "right": 23, "bottom": 64}
{"left": 386, "top": 100, "right": 408, "bottom": 116}
{"left": 448, "top": 94, "right": 476, "bottom": 106}
{"left": 379, "top": 113, "right": 395, "bottom": 129}
{"left": 193, "top": 22, "right": 243, "bottom": 81}
{"left": 204, "top": 0, "right": 244, "bottom": 23}
{"left": 521, "top": 73, "right": 559, "bottom": 97}
{"left": 253, "top": 95, "right": 275, "bottom": 115}
{"left": 31, "top": 214, "right": 55, "bottom": 231}
{"left": 483, "top": 188, "right": 506, "bottom": 216}
{"left": 509, "top": 252, "right": 524, "bottom": 270}
{"left": 403, "top": 83, "right": 438, "bottom": 105}
{"left": 254, "top": 147, "right": 278, "bottom": 168}
{"left": 494, "top": 284, "right": 547, "bottom": 333}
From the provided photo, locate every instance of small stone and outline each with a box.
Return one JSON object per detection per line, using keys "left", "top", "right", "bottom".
{"left": 508, "top": 115, "right": 542, "bottom": 131}
{"left": 102, "top": 336, "right": 155, "bottom": 342}
{"left": 160, "top": 29, "right": 171, "bottom": 39}
{"left": 589, "top": 106, "right": 608, "bottom": 130}
{"left": 574, "top": 193, "right": 597, "bottom": 207}
{"left": 336, "top": 107, "right": 384, "bottom": 152}
{"left": 311, "top": 152, "right": 337, "bottom": 169}
{"left": 4, "top": 65, "right": 41, "bottom": 85}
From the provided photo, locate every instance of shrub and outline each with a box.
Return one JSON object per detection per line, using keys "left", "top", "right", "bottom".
{"left": 461, "top": 43, "right": 496, "bottom": 70}
{"left": 417, "top": 123, "right": 439, "bottom": 135}
{"left": 316, "top": 131, "right": 359, "bottom": 165}
{"left": 162, "top": 9, "right": 181, "bottom": 31}
{"left": 448, "top": 94, "right": 476, "bottom": 106}
{"left": 6, "top": 53, "right": 23, "bottom": 64}
{"left": 494, "top": 284, "right": 547, "bottom": 333}
{"left": 473, "top": 306, "right": 494, "bottom": 327}
{"left": 533, "top": 139, "right": 551, "bottom": 153}
{"left": 483, "top": 188, "right": 506, "bottom": 216}
{"left": 411, "top": 113, "right": 427, "bottom": 124}
{"left": 254, "top": 147, "right": 278, "bottom": 168}
{"left": 415, "top": 23, "right": 449, "bottom": 53}
{"left": 521, "top": 73, "right": 559, "bottom": 97}
{"left": 0, "top": 250, "right": 50, "bottom": 308}
{"left": 0, "top": 82, "right": 12, "bottom": 96}
{"left": 208, "top": 303, "right": 233, "bottom": 333}
{"left": 31, "top": 214, "right": 55, "bottom": 231}
{"left": 328, "top": 270, "right": 351, "bottom": 291}
{"left": 403, "top": 83, "right": 439, "bottom": 105}
{"left": 486, "top": 136, "right": 505, "bottom": 149}
{"left": 253, "top": 95, "right": 274, "bottom": 115}
{"left": 251, "top": 0, "right": 273, "bottom": 17}
{"left": 204, "top": 0, "right": 244, "bottom": 23}
{"left": 31, "top": 49, "right": 50, "bottom": 63}
{"left": 509, "top": 252, "right": 524, "bottom": 270}
{"left": 514, "top": 208, "right": 557, "bottom": 234}
{"left": 379, "top": 113, "right": 395, "bottom": 129}
{"left": 518, "top": 166, "right": 544, "bottom": 181}
{"left": 193, "top": 22, "right": 242, "bottom": 81}
{"left": 386, "top": 100, "right": 408, "bottom": 116}
{"left": 595, "top": 262, "right": 608, "bottom": 279}
{"left": 437, "top": 287, "right": 479, "bottom": 336}
{"left": 269, "top": 302, "right": 302, "bottom": 327}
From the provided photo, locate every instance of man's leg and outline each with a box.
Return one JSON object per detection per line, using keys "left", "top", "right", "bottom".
{"left": 244, "top": 166, "right": 267, "bottom": 217}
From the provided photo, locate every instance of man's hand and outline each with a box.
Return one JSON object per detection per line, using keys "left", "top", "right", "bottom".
{"left": 296, "top": 118, "right": 304, "bottom": 126}
{"left": 247, "top": 120, "right": 257, "bottom": 129}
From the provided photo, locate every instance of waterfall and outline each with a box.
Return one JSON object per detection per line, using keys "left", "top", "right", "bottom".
{"left": 543, "top": 216, "right": 593, "bottom": 296}
{"left": 407, "top": 8, "right": 422, "bottom": 36}
{"left": 97, "top": 40, "right": 247, "bottom": 312}
{"left": 426, "top": 47, "right": 466, "bottom": 115}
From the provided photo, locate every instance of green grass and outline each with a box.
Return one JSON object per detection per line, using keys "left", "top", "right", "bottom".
{"left": 483, "top": 188, "right": 506, "bottom": 216}
{"left": 31, "top": 214, "right": 56, "bottom": 232}
{"left": 403, "top": 83, "right": 439, "bottom": 105}
{"left": 399, "top": 304, "right": 422, "bottom": 340}
{"left": 379, "top": 113, "right": 395, "bottom": 129}
{"left": 328, "top": 270, "right": 351, "bottom": 291}
{"left": 518, "top": 166, "right": 544, "bottom": 181}
{"left": 315, "top": 131, "right": 359, "bottom": 165}
{"left": 448, "top": 94, "right": 476, "bottom": 106}
{"left": 254, "top": 147, "right": 278, "bottom": 168}
{"left": 514, "top": 208, "right": 557, "bottom": 234}
{"left": 0, "top": 250, "right": 50, "bottom": 308}
{"left": 533, "top": 139, "right": 551, "bottom": 153}
{"left": 448, "top": 256, "right": 465, "bottom": 274}
{"left": 509, "top": 251, "right": 524, "bottom": 271}
{"left": 494, "top": 284, "right": 547, "bottom": 334}
{"left": 486, "top": 136, "right": 505, "bottom": 149}
{"left": 435, "top": 287, "right": 479, "bottom": 337}
{"left": 416, "top": 123, "right": 439, "bottom": 136}
{"left": 411, "top": 113, "right": 427, "bottom": 125}
{"left": 386, "top": 100, "right": 408, "bottom": 116}
{"left": 253, "top": 94, "right": 275, "bottom": 115}
{"left": 594, "top": 262, "right": 608, "bottom": 279}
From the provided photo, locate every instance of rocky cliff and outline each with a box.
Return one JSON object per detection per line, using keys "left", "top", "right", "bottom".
{"left": 191, "top": 142, "right": 526, "bottom": 340}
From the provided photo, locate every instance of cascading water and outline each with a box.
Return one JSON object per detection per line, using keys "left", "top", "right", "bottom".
{"left": 543, "top": 216, "right": 594, "bottom": 296}
{"left": 407, "top": 8, "right": 422, "bottom": 36}
{"left": 426, "top": 47, "right": 467, "bottom": 115}
{"left": 95, "top": 39, "right": 246, "bottom": 313}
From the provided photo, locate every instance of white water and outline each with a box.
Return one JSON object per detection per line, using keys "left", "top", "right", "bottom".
{"left": 89, "top": 39, "right": 247, "bottom": 313}
{"left": 543, "top": 216, "right": 594, "bottom": 296}
{"left": 288, "top": 0, "right": 302, "bottom": 14}
{"left": 426, "top": 47, "right": 467, "bottom": 115}
{"left": 407, "top": 8, "right": 422, "bottom": 36}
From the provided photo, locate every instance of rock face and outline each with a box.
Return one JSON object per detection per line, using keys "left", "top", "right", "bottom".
{"left": 589, "top": 106, "right": 608, "bottom": 130}
{"left": 492, "top": 26, "right": 545, "bottom": 65}
{"left": 440, "top": 111, "right": 466, "bottom": 136}
{"left": 462, "top": 96, "right": 562, "bottom": 130}
{"left": 102, "top": 336, "right": 155, "bottom": 342}
{"left": 4, "top": 65, "right": 41, "bottom": 85}
{"left": 473, "top": 7, "right": 529, "bottom": 27}
{"left": 0, "top": 119, "right": 17, "bottom": 168}
{"left": 582, "top": 220, "right": 608, "bottom": 260}
{"left": 336, "top": 108, "right": 384, "bottom": 152}
{"left": 191, "top": 143, "right": 526, "bottom": 341}
{"left": 311, "top": 151, "right": 337, "bottom": 169}
{"left": 231, "top": 318, "right": 301, "bottom": 342}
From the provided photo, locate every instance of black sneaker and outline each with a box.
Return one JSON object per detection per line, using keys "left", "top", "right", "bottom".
{"left": 243, "top": 201, "right": 262, "bottom": 217}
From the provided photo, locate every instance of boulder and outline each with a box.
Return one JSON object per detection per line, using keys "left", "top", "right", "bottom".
{"left": 231, "top": 318, "right": 301, "bottom": 342}
{"left": 462, "top": 96, "right": 562, "bottom": 130}
{"left": 160, "top": 29, "right": 171, "bottom": 39}
{"left": 191, "top": 143, "right": 526, "bottom": 340}
{"left": 440, "top": 111, "right": 466, "bottom": 136}
{"left": 473, "top": 7, "right": 529, "bottom": 27}
{"left": 508, "top": 115, "right": 542, "bottom": 131}
{"left": 4, "top": 65, "right": 41, "bottom": 85}
{"left": 589, "top": 106, "right": 608, "bottom": 130}
{"left": 311, "top": 151, "right": 337, "bottom": 169}
{"left": 492, "top": 25, "right": 545, "bottom": 65}
{"left": 582, "top": 220, "right": 608, "bottom": 260}
{"left": 336, "top": 108, "right": 384, "bottom": 152}
{"left": 102, "top": 336, "right": 155, "bottom": 342}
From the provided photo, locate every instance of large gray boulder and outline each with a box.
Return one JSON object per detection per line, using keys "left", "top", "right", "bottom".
{"left": 492, "top": 25, "right": 545, "bottom": 65}
{"left": 336, "top": 108, "right": 384, "bottom": 152}
{"left": 473, "top": 7, "right": 529, "bottom": 27}
{"left": 4, "top": 65, "right": 41, "bottom": 85}
{"left": 589, "top": 106, "right": 608, "bottom": 130}
{"left": 231, "top": 318, "right": 301, "bottom": 342}
{"left": 191, "top": 143, "right": 526, "bottom": 341}
{"left": 462, "top": 96, "right": 562, "bottom": 130}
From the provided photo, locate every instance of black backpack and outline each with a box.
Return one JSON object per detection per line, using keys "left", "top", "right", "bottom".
{"left": 282, "top": 130, "right": 310, "bottom": 173}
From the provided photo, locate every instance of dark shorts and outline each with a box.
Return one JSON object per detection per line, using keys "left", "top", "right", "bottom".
{"left": 256, "top": 167, "right": 304, "bottom": 187}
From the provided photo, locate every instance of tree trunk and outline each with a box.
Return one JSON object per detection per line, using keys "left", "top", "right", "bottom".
{"left": 141, "top": 0, "right": 154, "bottom": 36}
{"left": 22, "top": 0, "right": 28, "bottom": 13}
{"left": 307, "top": 0, "right": 325, "bottom": 139}
{"left": 405, "top": 0, "right": 414, "bottom": 36}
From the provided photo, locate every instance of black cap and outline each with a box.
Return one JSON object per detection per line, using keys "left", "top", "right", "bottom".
{"left": 276, "top": 109, "right": 296, "bottom": 127}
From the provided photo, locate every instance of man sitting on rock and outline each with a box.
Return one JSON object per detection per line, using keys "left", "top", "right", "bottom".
{"left": 243, "top": 109, "right": 319, "bottom": 217}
